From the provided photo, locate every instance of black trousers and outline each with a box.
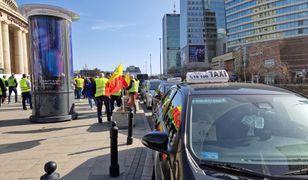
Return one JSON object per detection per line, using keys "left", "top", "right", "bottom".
{"left": 96, "top": 95, "right": 111, "bottom": 122}
{"left": 22, "top": 92, "right": 32, "bottom": 109}
{"left": 8, "top": 87, "right": 17, "bottom": 103}
{"left": 110, "top": 95, "right": 122, "bottom": 112}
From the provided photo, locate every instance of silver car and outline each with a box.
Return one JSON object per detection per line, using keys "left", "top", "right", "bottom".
{"left": 144, "top": 79, "right": 161, "bottom": 109}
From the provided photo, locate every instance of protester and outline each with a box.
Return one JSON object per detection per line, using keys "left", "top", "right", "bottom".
{"left": 126, "top": 75, "right": 139, "bottom": 114}
{"left": 93, "top": 73, "right": 111, "bottom": 123}
{"left": 0, "top": 76, "right": 6, "bottom": 107}
{"left": 7, "top": 73, "right": 18, "bottom": 103}
{"left": 85, "top": 77, "right": 96, "bottom": 110}
{"left": 19, "top": 74, "right": 32, "bottom": 110}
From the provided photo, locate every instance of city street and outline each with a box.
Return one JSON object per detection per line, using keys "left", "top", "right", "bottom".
{"left": 0, "top": 100, "right": 153, "bottom": 180}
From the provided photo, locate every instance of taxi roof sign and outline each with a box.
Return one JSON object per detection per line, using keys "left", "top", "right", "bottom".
{"left": 186, "top": 70, "right": 229, "bottom": 83}
{"left": 167, "top": 77, "right": 182, "bottom": 83}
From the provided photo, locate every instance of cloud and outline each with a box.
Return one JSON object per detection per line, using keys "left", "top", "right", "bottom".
{"left": 91, "top": 21, "right": 136, "bottom": 31}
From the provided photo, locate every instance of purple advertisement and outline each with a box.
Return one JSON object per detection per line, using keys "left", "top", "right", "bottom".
{"left": 29, "top": 16, "right": 66, "bottom": 91}
{"left": 189, "top": 45, "right": 205, "bottom": 62}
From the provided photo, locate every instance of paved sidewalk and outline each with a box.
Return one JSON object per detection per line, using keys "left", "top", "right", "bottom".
{"left": 0, "top": 100, "right": 153, "bottom": 180}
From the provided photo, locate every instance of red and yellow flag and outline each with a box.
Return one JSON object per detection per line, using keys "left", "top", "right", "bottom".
{"left": 105, "top": 64, "right": 125, "bottom": 96}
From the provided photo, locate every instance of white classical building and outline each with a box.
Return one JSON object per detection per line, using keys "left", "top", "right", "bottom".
{"left": 0, "top": 0, "right": 29, "bottom": 74}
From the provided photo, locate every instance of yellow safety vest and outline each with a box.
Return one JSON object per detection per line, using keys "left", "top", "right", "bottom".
{"left": 8, "top": 77, "right": 16, "bottom": 87}
{"left": 76, "top": 78, "right": 84, "bottom": 88}
{"left": 0, "top": 78, "right": 3, "bottom": 95}
{"left": 1, "top": 78, "right": 6, "bottom": 89}
{"left": 112, "top": 90, "right": 121, "bottom": 96}
{"left": 95, "top": 77, "right": 108, "bottom": 97}
{"left": 129, "top": 79, "right": 139, "bottom": 93}
{"left": 19, "top": 78, "right": 31, "bottom": 93}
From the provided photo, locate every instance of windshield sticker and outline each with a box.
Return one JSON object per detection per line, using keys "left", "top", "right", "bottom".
{"left": 258, "top": 103, "right": 272, "bottom": 109}
{"left": 192, "top": 98, "right": 226, "bottom": 104}
{"left": 200, "top": 152, "right": 219, "bottom": 160}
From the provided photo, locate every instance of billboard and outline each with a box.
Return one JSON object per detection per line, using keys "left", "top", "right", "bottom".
{"left": 189, "top": 45, "right": 205, "bottom": 62}
{"left": 29, "top": 16, "right": 67, "bottom": 91}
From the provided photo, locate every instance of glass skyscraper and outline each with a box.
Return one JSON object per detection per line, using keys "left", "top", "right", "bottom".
{"left": 180, "top": 0, "right": 217, "bottom": 69}
{"left": 208, "top": 0, "right": 226, "bottom": 36}
{"left": 226, "top": 0, "right": 308, "bottom": 51}
{"left": 162, "top": 14, "right": 181, "bottom": 75}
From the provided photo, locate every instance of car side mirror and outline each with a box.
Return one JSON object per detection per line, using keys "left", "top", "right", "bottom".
{"left": 142, "top": 132, "right": 168, "bottom": 154}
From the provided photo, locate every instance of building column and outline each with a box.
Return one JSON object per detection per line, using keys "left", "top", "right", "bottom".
{"left": 22, "top": 32, "right": 28, "bottom": 74}
{"left": 2, "top": 22, "right": 11, "bottom": 74}
{"left": 0, "top": 21, "right": 4, "bottom": 72}
{"left": 14, "top": 29, "right": 24, "bottom": 74}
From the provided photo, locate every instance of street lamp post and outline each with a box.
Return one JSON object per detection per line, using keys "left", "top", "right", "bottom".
{"left": 150, "top": 53, "right": 152, "bottom": 76}
{"left": 159, "top": 37, "right": 162, "bottom": 79}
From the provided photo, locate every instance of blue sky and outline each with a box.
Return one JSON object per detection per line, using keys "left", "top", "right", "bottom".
{"left": 17, "top": 0, "right": 179, "bottom": 74}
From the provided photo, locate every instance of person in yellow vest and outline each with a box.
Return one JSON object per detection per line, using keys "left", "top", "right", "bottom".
{"left": 8, "top": 73, "right": 18, "bottom": 103}
{"left": 0, "top": 76, "right": 6, "bottom": 107}
{"left": 110, "top": 89, "right": 122, "bottom": 113}
{"left": 94, "top": 73, "right": 111, "bottom": 123}
{"left": 126, "top": 75, "right": 139, "bottom": 114}
{"left": 19, "top": 74, "right": 32, "bottom": 110}
{"left": 75, "top": 75, "right": 85, "bottom": 100}
{"left": 1, "top": 75, "right": 8, "bottom": 103}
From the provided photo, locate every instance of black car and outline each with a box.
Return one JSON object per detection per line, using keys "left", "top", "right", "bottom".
{"left": 152, "top": 81, "right": 179, "bottom": 115}
{"left": 142, "top": 70, "right": 308, "bottom": 180}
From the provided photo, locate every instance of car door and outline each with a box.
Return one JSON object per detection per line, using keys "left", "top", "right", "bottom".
{"left": 162, "top": 90, "right": 184, "bottom": 180}
{"left": 155, "top": 88, "right": 184, "bottom": 180}
{"left": 154, "top": 88, "right": 177, "bottom": 179}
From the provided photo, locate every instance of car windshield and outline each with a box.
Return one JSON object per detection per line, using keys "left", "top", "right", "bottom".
{"left": 150, "top": 81, "right": 160, "bottom": 90}
{"left": 189, "top": 94, "right": 308, "bottom": 166}
{"left": 163, "top": 84, "right": 173, "bottom": 93}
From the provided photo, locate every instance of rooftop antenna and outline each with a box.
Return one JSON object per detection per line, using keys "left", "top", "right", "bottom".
{"left": 173, "top": 0, "right": 176, "bottom": 14}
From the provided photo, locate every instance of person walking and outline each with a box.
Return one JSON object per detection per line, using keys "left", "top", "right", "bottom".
{"left": 93, "top": 73, "right": 111, "bottom": 123}
{"left": 110, "top": 89, "right": 122, "bottom": 113}
{"left": 75, "top": 75, "right": 84, "bottom": 100}
{"left": 1, "top": 75, "right": 8, "bottom": 104}
{"left": 126, "top": 75, "right": 139, "bottom": 114}
{"left": 7, "top": 73, "right": 18, "bottom": 103}
{"left": 85, "top": 77, "right": 96, "bottom": 110}
{"left": 0, "top": 76, "right": 7, "bottom": 107}
{"left": 19, "top": 74, "right": 32, "bottom": 110}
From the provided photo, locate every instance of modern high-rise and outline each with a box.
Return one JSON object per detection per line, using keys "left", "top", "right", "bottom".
{"left": 208, "top": 0, "right": 226, "bottom": 36}
{"left": 226, "top": 0, "right": 308, "bottom": 51}
{"left": 162, "top": 14, "right": 181, "bottom": 75}
{"left": 180, "top": 0, "right": 217, "bottom": 71}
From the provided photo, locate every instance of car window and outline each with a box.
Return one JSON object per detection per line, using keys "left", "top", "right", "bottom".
{"left": 150, "top": 81, "right": 160, "bottom": 90}
{"left": 189, "top": 94, "right": 308, "bottom": 165}
{"left": 163, "top": 91, "right": 183, "bottom": 148}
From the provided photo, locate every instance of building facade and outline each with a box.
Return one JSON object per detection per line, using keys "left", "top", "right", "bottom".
{"left": 162, "top": 14, "right": 180, "bottom": 75}
{"left": 180, "top": 0, "right": 217, "bottom": 72}
{"left": 208, "top": 0, "right": 226, "bottom": 36}
{"left": 226, "top": 0, "right": 308, "bottom": 51}
{"left": 0, "top": 0, "right": 29, "bottom": 74}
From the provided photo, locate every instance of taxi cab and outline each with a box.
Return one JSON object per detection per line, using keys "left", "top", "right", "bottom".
{"left": 142, "top": 70, "right": 308, "bottom": 180}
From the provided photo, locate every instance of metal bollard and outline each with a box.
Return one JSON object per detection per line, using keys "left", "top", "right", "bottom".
{"left": 40, "top": 161, "right": 60, "bottom": 180}
{"left": 127, "top": 108, "right": 133, "bottom": 145}
{"left": 109, "top": 121, "right": 120, "bottom": 177}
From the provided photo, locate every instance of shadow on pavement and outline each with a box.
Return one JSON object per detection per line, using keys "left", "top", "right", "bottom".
{"left": 76, "top": 111, "right": 98, "bottom": 120}
{"left": 4, "top": 124, "right": 91, "bottom": 134}
{"left": 68, "top": 143, "right": 127, "bottom": 156}
{"left": 0, "top": 118, "right": 33, "bottom": 127}
{"left": 61, "top": 147, "right": 150, "bottom": 180}
{"left": 0, "top": 139, "right": 45, "bottom": 154}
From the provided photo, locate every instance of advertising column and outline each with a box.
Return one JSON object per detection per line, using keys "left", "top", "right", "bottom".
{"left": 20, "top": 4, "right": 79, "bottom": 122}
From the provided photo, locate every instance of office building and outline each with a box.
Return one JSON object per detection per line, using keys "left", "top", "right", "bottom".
{"left": 226, "top": 0, "right": 308, "bottom": 51}
{"left": 162, "top": 13, "right": 181, "bottom": 75}
{"left": 180, "top": 0, "right": 217, "bottom": 72}
{"left": 0, "top": 0, "right": 29, "bottom": 74}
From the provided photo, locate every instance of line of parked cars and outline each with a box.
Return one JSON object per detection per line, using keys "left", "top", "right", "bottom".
{"left": 142, "top": 70, "right": 308, "bottom": 180}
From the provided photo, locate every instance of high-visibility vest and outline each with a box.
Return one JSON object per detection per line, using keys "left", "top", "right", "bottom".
{"left": 0, "top": 78, "right": 3, "bottom": 95}
{"left": 19, "top": 78, "right": 31, "bottom": 93}
{"left": 95, "top": 77, "right": 108, "bottom": 97}
{"left": 129, "top": 79, "right": 139, "bottom": 93}
{"left": 112, "top": 90, "right": 121, "bottom": 96}
{"left": 1, "top": 78, "right": 6, "bottom": 89}
{"left": 76, "top": 78, "right": 84, "bottom": 88}
{"left": 8, "top": 77, "right": 17, "bottom": 87}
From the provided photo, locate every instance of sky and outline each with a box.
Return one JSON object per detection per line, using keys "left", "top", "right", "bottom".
{"left": 17, "top": 0, "right": 180, "bottom": 74}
